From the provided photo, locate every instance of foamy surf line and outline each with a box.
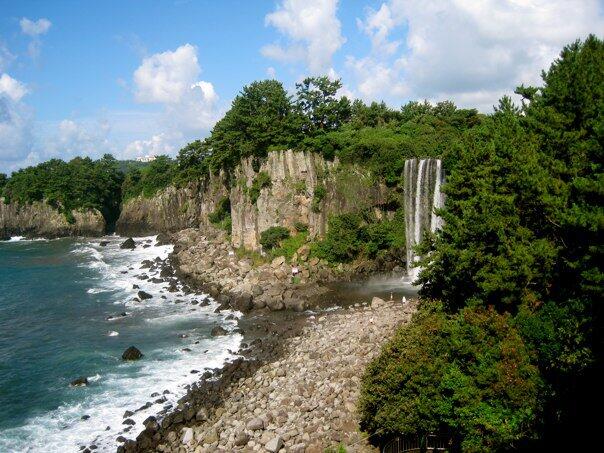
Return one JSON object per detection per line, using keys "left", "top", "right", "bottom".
{"left": 0, "top": 235, "right": 242, "bottom": 453}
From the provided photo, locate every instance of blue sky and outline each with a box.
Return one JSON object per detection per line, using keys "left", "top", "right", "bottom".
{"left": 0, "top": 0, "right": 602, "bottom": 173}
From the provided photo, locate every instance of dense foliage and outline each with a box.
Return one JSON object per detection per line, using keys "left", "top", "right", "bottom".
{"left": 1, "top": 155, "right": 123, "bottom": 225}
{"left": 381, "top": 35, "right": 603, "bottom": 450}
{"left": 259, "top": 226, "right": 290, "bottom": 250}
{"left": 313, "top": 210, "right": 405, "bottom": 263}
{"left": 121, "top": 156, "right": 177, "bottom": 201}
{"left": 360, "top": 302, "right": 541, "bottom": 452}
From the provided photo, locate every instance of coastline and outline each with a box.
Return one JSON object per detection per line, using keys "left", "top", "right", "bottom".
{"left": 121, "top": 298, "right": 417, "bottom": 452}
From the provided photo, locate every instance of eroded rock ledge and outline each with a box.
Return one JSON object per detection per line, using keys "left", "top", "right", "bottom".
{"left": 126, "top": 298, "right": 417, "bottom": 452}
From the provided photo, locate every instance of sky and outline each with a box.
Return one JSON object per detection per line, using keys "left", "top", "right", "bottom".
{"left": 0, "top": 0, "right": 602, "bottom": 174}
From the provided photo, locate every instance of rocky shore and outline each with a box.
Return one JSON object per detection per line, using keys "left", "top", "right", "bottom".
{"left": 121, "top": 297, "right": 417, "bottom": 452}
{"left": 172, "top": 227, "right": 402, "bottom": 314}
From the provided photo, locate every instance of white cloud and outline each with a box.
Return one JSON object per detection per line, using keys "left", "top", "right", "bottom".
{"left": 266, "top": 66, "right": 277, "bottom": 79}
{"left": 127, "top": 44, "right": 221, "bottom": 160}
{"left": 0, "top": 74, "right": 28, "bottom": 102}
{"left": 20, "top": 18, "right": 52, "bottom": 36}
{"left": 134, "top": 44, "right": 201, "bottom": 104}
{"left": 0, "top": 44, "right": 15, "bottom": 72}
{"left": 123, "top": 133, "right": 177, "bottom": 159}
{"left": 0, "top": 74, "right": 33, "bottom": 172}
{"left": 20, "top": 17, "right": 52, "bottom": 61}
{"left": 132, "top": 44, "right": 219, "bottom": 130}
{"left": 262, "top": 0, "right": 345, "bottom": 74}
{"left": 348, "top": 0, "right": 604, "bottom": 111}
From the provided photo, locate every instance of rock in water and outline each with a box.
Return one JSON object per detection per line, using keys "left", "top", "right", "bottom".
{"left": 122, "top": 346, "right": 144, "bottom": 361}
{"left": 99, "top": 241, "right": 109, "bottom": 247}
{"left": 137, "top": 290, "right": 152, "bottom": 300}
{"left": 120, "top": 238, "right": 136, "bottom": 249}
{"left": 155, "top": 233, "right": 171, "bottom": 246}
{"left": 211, "top": 326, "right": 228, "bottom": 337}
{"left": 70, "top": 376, "right": 88, "bottom": 387}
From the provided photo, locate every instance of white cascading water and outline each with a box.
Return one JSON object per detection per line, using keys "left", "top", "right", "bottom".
{"left": 403, "top": 158, "right": 444, "bottom": 283}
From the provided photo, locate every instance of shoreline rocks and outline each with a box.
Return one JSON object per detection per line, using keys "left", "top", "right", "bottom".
{"left": 122, "top": 299, "right": 417, "bottom": 452}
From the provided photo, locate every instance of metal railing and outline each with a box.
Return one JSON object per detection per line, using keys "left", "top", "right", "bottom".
{"left": 383, "top": 434, "right": 449, "bottom": 453}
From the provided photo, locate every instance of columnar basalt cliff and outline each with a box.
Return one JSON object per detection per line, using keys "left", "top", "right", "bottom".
{"left": 0, "top": 198, "right": 105, "bottom": 238}
{"left": 116, "top": 175, "right": 229, "bottom": 236}
{"left": 115, "top": 150, "right": 392, "bottom": 249}
{"left": 231, "top": 149, "right": 392, "bottom": 250}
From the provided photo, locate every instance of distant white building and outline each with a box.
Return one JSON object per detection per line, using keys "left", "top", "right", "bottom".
{"left": 136, "top": 155, "right": 156, "bottom": 162}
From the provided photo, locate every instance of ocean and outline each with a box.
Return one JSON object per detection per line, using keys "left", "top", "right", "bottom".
{"left": 0, "top": 236, "right": 241, "bottom": 452}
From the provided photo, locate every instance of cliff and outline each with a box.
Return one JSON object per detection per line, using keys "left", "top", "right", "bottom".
{"left": 231, "top": 149, "right": 391, "bottom": 250}
{"left": 115, "top": 175, "right": 229, "bottom": 236}
{"left": 0, "top": 198, "right": 105, "bottom": 239}
{"left": 115, "top": 149, "right": 392, "bottom": 248}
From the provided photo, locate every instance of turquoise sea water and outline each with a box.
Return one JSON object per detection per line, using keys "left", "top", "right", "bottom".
{"left": 0, "top": 236, "right": 240, "bottom": 452}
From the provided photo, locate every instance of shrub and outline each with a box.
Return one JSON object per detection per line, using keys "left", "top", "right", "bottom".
{"left": 359, "top": 302, "right": 541, "bottom": 452}
{"left": 294, "top": 221, "right": 309, "bottom": 233}
{"left": 271, "top": 231, "right": 308, "bottom": 260}
{"left": 208, "top": 196, "right": 231, "bottom": 224}
{"left": 259, "top": 226, "right": 290, "bottom": 250}
{"left": 249, "top": 171, "right": 272, "bottom": 204}
{"left": 311, "top": 185, "right": 327, "bottom": 213}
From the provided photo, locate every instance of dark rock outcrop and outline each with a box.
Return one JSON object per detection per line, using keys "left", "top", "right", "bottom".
{"left": 121, "top": 346, "right": 144, "bottom": 361}
{"left": 137, "top": 290, "right": 152, "bottom": 300}
{"left": 70, "top": 376, "right": 89, "bottom": 387}
{"left": 120, "top": 238, "right": 136, "bottom": 249}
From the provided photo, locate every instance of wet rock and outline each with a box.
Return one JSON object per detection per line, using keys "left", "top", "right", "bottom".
{"left": 137, "top": 290, "right": 152, "bottom": 300}
{"left": 122, "top": 418, "right": 135, "bottom": 425}
{"left": 121, "top": 346, "right": 144, "bottom": 361}
{"left": 81, "top": 415, "right": 90, "bottom": 420}
{"left": 210, "top": 326, "right": 228, "bottom": 336}
{"left": 155, "top": 233, "right": 171, "bottom": 246}
{"left": 120, "top": 238, "right": 136, "bottom": 249}
{"left": 70, "top": 376, "right": 88, "bottom": 387}
{"left": 99, "top": 241, "right": 109, "bottom": 247}
{"left": 123, "top": 410, "right": 134, "bottom": 418}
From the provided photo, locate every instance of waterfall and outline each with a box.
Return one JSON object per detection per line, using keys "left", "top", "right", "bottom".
{"left": 403, "top": 158, "right": 444, "bottom": 282}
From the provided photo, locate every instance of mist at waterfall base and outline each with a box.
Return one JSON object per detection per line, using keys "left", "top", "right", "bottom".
{"left": 0, "top": 236, "right": 240, "bottom": 452}
{"left": 403, "top": 158, "right": 444, "bottom": 284}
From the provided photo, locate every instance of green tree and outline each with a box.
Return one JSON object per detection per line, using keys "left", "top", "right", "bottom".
{"left": 295, "top": 76, "right": 351, "bottom": 134}
{"left": 360, "top": 302, "right": 541, "bottom": 452}
{"left": 208, "top": 80, "right": 299, "bottom": 171}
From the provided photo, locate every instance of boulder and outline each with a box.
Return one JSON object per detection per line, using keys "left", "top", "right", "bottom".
{"left": 137, "top": 290, "right": 152, "bottom": 300}
{"left": 122, "top": 346, "right": 144, "bottom": 361}
{"left": 246, "top": 417, "right": 264, "bottom": 431}
{"left": 181, "top": 427, "right": 194, "bottom": 445}
{"left": 120, "top": 238, "right": 136, "bottom": 249}
{"left": 70, "top": 376, "right": 88, "bottom": 387}
{"left": 265, "top": 436, "right": 284, "bottom": 452}
{"left": 211, "top": 326, "right": 228, "bottom": 337}
{"left": 99, "top": 241, "right": 109, "bottom": 247}
{"left": 155, "top": 233, "right": 171, "bottom": 246}
{"left": 371, "top": 296, "right": 387, "bottom": 308}
{"left": 232, "top": 292, "right": 253, "bottom": 312}
{"left": 234, "top": 431, "right": 250, "bottom": 446}
{"left": 271, "top": 256, "right": 286, "bottom": 268}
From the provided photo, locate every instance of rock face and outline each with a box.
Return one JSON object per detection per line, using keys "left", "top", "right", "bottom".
{"left": 122, "top": 346, "right": 144, "bottom": 361}
{"left": 230, "top": 149, "right": 390, "bottom": 250}
{"left": 0, "top": 198, "right": 105, "bottom": 238}
{"left": 116, "top": 176, "right": 229, "bottom": 236}
{"left": 114, "top": 149, "right": 391, "bottom": 249}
